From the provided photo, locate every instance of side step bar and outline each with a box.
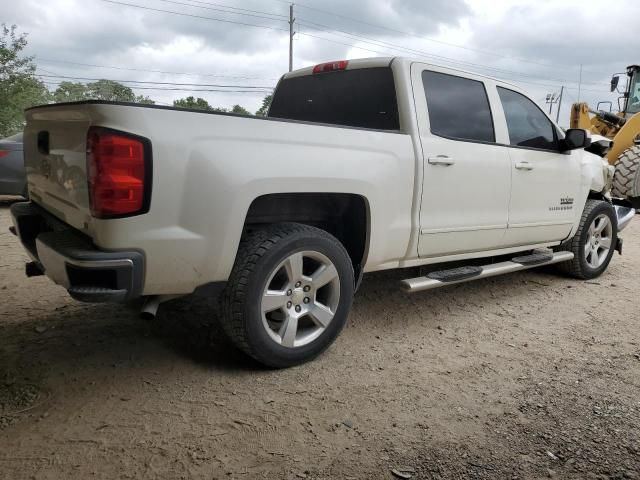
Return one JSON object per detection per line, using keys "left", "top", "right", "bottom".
{"left": 402, "top": 250, "right": 574, "bottom": 293}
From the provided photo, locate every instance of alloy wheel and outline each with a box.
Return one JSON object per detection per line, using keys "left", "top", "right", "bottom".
{"left": 261, "top": 250, "right": 341, "bottom": 348}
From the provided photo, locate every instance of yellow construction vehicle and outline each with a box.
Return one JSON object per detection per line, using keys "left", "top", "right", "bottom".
{"left": 570, "top": 64, "right": 640, "bottom": 207}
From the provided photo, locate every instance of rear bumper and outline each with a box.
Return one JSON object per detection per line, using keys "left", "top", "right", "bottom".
{"left": 10, "top": 202, "right": 144, "bottom": 302}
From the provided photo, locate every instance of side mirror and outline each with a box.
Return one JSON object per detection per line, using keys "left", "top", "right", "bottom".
{"left": 611, "top": 75, "right": 620, "bottom": 92}
{"left": 561, "top": 129, "right": 591, "bottom": 152}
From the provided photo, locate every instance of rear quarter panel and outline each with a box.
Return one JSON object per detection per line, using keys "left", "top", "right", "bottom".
{"left": 85, "top": 105, "right": 416, "bottom": 294}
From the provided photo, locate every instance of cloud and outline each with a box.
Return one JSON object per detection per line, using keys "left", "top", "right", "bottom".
{"left": 464, "top": 0, "right": 640, "bottom": 121}
{"left": 1, "top": 0, "right": 636, "bottom": 118}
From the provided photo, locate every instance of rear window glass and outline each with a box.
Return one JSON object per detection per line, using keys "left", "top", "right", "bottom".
{"left": 269, "top": 67, "right": 400, "bottom": 130}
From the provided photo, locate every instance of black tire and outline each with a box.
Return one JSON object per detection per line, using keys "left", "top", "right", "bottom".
{"left": 221, "top": 223, "right": 354, "bottom": 368}
{"left": 555, "top": 199, "right": 617, "bottom": 279}
{"left": 612, "top": 145, "right": 640, "bottom": 198}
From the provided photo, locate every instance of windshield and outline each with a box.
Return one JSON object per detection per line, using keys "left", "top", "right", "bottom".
{"left": 269, "top": 67, "right": 400, "bottom": 130}
{"left": 628, "top": 71, "right": 640, "bottom": 114}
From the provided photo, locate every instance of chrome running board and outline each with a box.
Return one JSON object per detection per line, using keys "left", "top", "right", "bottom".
{"left": 401, "top": 250, "right": 574, "bottom": 293}
{"left": 614, "top": 205, "right": 636, "bottom": 232}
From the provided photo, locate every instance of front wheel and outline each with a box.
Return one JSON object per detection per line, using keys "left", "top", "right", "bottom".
{"left": 221, "top": 223, "right": 354, "bottom": 368}
{"left": 555, "top": 199, "right": 617, "bottom": 279}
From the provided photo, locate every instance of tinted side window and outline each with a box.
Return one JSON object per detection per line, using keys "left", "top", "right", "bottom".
{"left": 497, "top": 87, "right": 557, "bottom": 150}
{"left": 422, "top": 71, "right": 495, "bottom": 143}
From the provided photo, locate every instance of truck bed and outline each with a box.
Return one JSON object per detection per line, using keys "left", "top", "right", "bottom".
{"left": 23, "top": 101, "right": 416, "bottom": 294}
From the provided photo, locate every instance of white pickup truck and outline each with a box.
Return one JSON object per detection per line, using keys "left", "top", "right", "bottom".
{"left": 10, "top": 57, "right": 636, "bottom": 367}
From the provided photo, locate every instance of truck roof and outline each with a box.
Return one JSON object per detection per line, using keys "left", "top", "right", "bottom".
{"left": 283, "top": 56, "right": 522, "bottom": 90}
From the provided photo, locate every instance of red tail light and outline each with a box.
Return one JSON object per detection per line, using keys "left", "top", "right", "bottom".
{"left": 0, "top": 150, "right": 9, "bottom": 158}
{"left": 312, "top": 60, "right": 348, "bottom": 74}
{"left": 87, "top": 127, "right": 151, "bottom": 218}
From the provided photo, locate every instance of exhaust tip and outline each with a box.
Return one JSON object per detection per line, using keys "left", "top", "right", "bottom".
{"left": 138, "top": 294, "right": 183, "bottom": 320}
{"left": 140, "top": 296, "right": 161, "bottom": 320}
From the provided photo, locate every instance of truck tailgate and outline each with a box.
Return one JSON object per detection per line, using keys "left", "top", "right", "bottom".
{"left": 24, "top": 104, "right": 93, "bottom": 232}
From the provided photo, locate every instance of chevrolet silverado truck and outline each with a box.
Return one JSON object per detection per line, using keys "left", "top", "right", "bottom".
{"left": 10, "top": 57, "right": 636, "bottom": 367}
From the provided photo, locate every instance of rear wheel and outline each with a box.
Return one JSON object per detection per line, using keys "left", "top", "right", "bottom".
{"left": 221, "top": 223, "right": 354, "bottom": 368}
{"left": 555, "top": 200, "right": 617, "bottom": 279}
{"left": 612, "top": 145, "right": 640, "bottom": 198}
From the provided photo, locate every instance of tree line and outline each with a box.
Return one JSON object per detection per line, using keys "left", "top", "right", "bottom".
{"left": 0, "top": 24, "right": 273, "bottom": 138}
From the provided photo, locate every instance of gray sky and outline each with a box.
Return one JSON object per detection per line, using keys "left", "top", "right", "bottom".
{"left": 3, "top": 0, "right": 638, "bottom": 123}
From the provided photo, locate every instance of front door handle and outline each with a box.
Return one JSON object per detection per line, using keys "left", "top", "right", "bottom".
{"left": 515, "top": 161, "right": 534, "bottom": 171}
{"left": 428, "top": 155, "right": 455, "bottom": 166}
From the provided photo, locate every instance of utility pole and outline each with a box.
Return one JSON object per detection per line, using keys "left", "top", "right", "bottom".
{"left": 555, "top": 85, "right": 564, "bottom": 123}
{"left": 545, "top": 92, "right": 558, "bottom": 114}
{"left": 288, "top": 4, "right": 295, "bottom": 72}
{"left": 577, "top": 64, "right": 583, "bottom": 102}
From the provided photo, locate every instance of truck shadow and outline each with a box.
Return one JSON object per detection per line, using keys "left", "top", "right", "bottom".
{"left": 0, "top": 296, "right": 261, "bottom": 387}
{"left": 0, "top": 263, "right": 580, "bottom": 388}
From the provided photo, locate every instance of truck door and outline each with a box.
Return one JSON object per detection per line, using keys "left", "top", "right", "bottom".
{"left": 412, "top": 65, "right": 512, "bottom": 258}
{"left": 495, "top": 86, "right": 582, "bottom": 245}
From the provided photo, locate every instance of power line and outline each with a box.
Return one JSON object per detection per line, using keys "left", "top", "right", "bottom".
{"left": 275, "top": 0, "right": 614, "bottom": 78}
{"left": 35, "top": 73, "right": 274, "bottom": 89}
{"left": 297, "top": 19, "right": 609, "bottom": 87}
{"left": 97, "top": 0, "right": 288, "bottom": 32}
{"left": 266, "top": 0, "right": 589, "bottom": 72}
{"left": 36, "top": 57, "right": 277, "bottom": 80}
{"left": 41, "top": 81, "right": 271, "bottom": 93}
{"left": 152, "top": 0, "right": 288, "bottom": 23}
{"left": 297, "top": 32, "right": 608, "bottom": 94}
{"left": 164, "top": 0, "right": 288, "bottom": 19}
{"left": 94, "top": 0, "right": 613, "bottom": 93}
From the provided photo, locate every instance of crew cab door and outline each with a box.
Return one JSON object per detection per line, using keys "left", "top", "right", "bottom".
{"left": 494, "top": 86, "right": 582, "bottom": 245}
{"left": 412, "top": 65, "right": 512, "bottom": 257}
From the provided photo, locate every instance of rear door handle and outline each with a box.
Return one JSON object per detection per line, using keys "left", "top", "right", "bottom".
{"left": 428, "top": 155, "right": 455, "bottom": 166}
{"left": 515, "top": 161, "right": 534, "bottom": 171}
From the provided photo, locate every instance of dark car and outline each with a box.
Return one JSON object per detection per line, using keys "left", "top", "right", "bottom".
{"left": 0, "top": 132, "right": 27, "bottom": 197}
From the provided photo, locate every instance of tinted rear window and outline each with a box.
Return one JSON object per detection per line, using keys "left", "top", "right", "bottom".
{"left": 269, "top": 67, "right": 400, "bottom": 130}
{"left": 422, "top": 70, "right": 495, "bottom": 143}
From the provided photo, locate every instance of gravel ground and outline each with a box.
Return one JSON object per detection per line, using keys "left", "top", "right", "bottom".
{"left": 1, "top": 196, "right": 639, "bottom": 480}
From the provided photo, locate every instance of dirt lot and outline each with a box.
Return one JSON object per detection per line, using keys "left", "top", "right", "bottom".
{"left": 1, "top": 197, "right": 639, "bottom": 480}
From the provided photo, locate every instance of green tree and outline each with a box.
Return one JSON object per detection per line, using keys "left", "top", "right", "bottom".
{"left": 0, "top": 24, "right": 49, "bottom": 137}
{"left": 86, "top": 79, "right": 154, "bottom": 104}
{"left": 173, "top": 96, "right": 215, "bottom": 111}
{"left": 255, "top": 94, "right": 272, "bottom": 116}
{"left": 173, "top": 96, "right": 232, "bottom": 113}
{"left": 135, "top": 95, "right": 155, "bottom": 105}
{"left": 52, "top": 81, "right": 90, "bottom": 103}
{"left": 52, "top": 80, "right": 154, "bottom": 104}
{"left": 231, "top": 104, "right": 250, "bottom": 115}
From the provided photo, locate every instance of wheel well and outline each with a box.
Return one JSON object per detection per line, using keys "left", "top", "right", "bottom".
{"left": 244, "top": 193, "right": 369, "bottom": 277}
{"left": 587, "top": 191, "right": 606, "bottom": 201}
